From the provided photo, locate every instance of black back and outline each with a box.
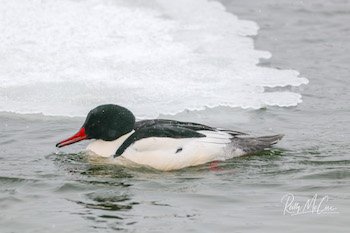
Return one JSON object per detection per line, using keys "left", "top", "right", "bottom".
{"left": 134, "top": 119, "right": 215, "bottom": 131}
{"left": 134, "top": 119, "right": 246, "bottom": 136}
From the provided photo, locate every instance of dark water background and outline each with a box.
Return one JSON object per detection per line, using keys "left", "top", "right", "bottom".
{"left": 1, "top": 0, "right": 349, "bottom": 232}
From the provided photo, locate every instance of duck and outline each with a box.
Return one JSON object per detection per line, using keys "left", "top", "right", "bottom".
{"left": 56, "top": 104, "right": 283, "bottom": 171}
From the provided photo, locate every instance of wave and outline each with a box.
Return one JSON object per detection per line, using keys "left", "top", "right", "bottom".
{"left": 0, "top": 0, "right": 308, "bottom": 118}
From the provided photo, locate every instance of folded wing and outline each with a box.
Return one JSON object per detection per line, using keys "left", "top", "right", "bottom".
{"left": 115, "top": 124, "right": 206, "bottom": 157}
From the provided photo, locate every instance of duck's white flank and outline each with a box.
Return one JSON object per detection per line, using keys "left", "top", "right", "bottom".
{"left": 85, "top": 130, "right": 245, "bottom": 171}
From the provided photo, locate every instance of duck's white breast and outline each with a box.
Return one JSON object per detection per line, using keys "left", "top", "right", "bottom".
{"left": 85, "top": 131, "right": 134, "bottom": 157}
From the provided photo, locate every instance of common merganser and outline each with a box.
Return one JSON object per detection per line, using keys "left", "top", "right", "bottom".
{"left": 56, "top": 104, "right": 283, "bottom": 171}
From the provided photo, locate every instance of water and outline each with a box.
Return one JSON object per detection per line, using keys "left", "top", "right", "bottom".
{"left": 0, "top": 0, "right": 349, "bottom": 232}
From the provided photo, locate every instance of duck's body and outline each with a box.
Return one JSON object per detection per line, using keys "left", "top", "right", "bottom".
{"left": 86, "top": 129, "right": 245, "bottom": 171}
{"left": 56, "top": 105, "right": 283, "bottom": 171}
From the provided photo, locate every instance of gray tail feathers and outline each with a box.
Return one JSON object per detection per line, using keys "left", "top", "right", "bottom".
{"left": 232, "top": 134, "right": 284, "bottom": 153}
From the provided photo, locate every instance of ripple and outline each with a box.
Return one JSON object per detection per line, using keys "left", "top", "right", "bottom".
{"left": 0, "top": 176, "right": 27, "bottom": 183}
{"left": 99, "top": 215, "right": 124, "bottom": 220}
{"left": 74, "top": 200, "right": 134, "bottom": 211}
{"left": 86, "top": 192, "right": 130, "bottom": 203}
{"left": 300, "top": 169, "right": 350, "bottom": 180}
{"left": 55, "top": 182, "right": 92, "bottom": 193}
{"left": 0, "top": 176, "right": 37, "bottom": 189}
{"left": 299, "top": 159, "right": 350, "bottom": 166}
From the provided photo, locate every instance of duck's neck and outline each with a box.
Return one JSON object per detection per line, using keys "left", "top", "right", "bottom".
{"left": 85, "top": 130, "right": 134, "bottom": 157}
